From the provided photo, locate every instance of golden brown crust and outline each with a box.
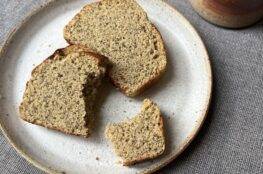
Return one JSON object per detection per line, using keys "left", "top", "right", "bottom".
{"left": 31, "top": 45, "right": 108, "bottom": 75}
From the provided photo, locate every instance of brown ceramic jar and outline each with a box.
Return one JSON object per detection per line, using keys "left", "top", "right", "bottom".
{"left": 189, "top": 0, "right": 263, "bottom": 28}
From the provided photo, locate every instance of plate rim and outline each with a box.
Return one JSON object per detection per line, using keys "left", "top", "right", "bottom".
{"left": 0, "top": 0, "right": 212, "bottom": 173}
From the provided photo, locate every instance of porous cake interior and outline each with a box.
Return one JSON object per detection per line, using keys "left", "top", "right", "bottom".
{"left": 105, "top": 99, "right": 165, "bottom": 165}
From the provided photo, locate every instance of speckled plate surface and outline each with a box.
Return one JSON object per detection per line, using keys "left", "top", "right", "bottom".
{"left": 0, "top": 0, "right": 212, "bottom": 173}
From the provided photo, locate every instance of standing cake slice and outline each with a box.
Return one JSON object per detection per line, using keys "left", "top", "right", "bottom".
{"left": 105, "top": 99, "right": 166, "bottom": 165}
{"left": 64, "top": 0, "right": 167, "bottom": 97}
{"left": 19, "top": 45, "right": 107, "bottom": 137}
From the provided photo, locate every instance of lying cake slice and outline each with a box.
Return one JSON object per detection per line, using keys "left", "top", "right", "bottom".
{"left": 105, "top": 99, "right": 166, "bottom": 165}
{"left": 64, "top": 0, "right": 167, "bottom": 97}
{"left": 19, "top": 45, "right": 107, "bottom": 137}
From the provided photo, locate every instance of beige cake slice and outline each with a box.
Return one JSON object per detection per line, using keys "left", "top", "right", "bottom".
{"left": 64, "top": 0, "right": 167, "bottom": 97}
{"left": 19, "top": 45, "right": 107, "bottom": 137}
{"left": 105, "top": 99, "right": 166, "bottom": 165}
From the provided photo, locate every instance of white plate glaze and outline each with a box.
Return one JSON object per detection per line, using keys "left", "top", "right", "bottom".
{"left": 0, "top": 0, "right": 212, "bottom": 173}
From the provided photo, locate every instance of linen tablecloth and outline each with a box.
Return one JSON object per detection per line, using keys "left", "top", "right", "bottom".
{"left": 0, "top": 0, "right": 262, "bottom": 173}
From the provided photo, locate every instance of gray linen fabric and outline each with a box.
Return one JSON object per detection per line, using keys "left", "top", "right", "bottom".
{"left": 0, "top": 0, "right": 262, "bottom": 173}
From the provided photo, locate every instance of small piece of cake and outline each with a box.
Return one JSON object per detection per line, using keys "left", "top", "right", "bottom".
{"left": 19, "top": 45, "right": 107, "bottom": 137}
{"left": 105, "top": 99, "right": 165, "bottom": 165}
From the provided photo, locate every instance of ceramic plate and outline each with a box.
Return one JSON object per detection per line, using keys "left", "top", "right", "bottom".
{"left": 0, "top": 0, "right": 212, "bottom": 173}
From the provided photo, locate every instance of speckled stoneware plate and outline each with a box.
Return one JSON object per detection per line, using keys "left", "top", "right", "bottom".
{"left": 0, "top": 0, "right": 212, "bottom": 173}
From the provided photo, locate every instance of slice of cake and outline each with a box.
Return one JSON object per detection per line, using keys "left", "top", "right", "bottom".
{"left": 64, "top": 0, "right": 167, "bottom": 97}
{"left": 19, "top": 45, "right": 107, "bottom": 137}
